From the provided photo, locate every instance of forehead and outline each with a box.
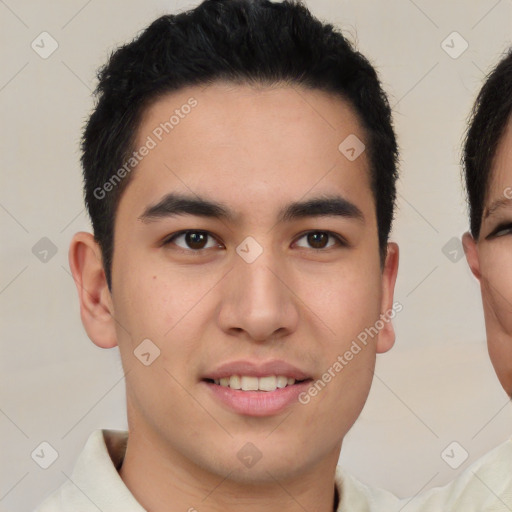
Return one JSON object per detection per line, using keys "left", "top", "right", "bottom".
{"left": 122, "top": 82, "right": 374, "bottom": 223}
{"left": 484, "top": 118, "right": 512, "bottom": 213}
{"left": 490, "top": 118, "right": 512, "bottom": 187}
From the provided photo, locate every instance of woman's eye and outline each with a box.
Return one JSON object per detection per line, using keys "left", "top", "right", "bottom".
{"left": 294, "top": 231, "right": 345, "bottom": 250}
{"left": 487, "top": 223, "right": 512, "bottom": 239}
{"left": 163, "top": 230, "right": 222, "bottom": 251}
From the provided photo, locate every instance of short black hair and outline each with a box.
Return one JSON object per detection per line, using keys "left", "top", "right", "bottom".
{"left": 81, "top": 0, "right": 398, "bottom": 289}
{"left": 463, "top": 49, "right": 512, "bottom": 238}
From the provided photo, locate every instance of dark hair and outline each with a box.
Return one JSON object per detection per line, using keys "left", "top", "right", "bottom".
{"left": 463, "top": 49, "right": 512, "bottom": 238}
{"left": 81, "top": 0, "right": 398, "bottom": 288}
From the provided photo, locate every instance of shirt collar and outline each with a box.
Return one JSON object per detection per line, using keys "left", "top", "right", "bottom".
{"left": 64, "top": 429, "right": 145, "bottom": 511}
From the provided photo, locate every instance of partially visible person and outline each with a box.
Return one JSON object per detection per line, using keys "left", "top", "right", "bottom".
{"left": 463, "top": 50, "right": 512, "bottom": 400}
{"left": 403, "top": 49, "right": 512, "bottom": 512}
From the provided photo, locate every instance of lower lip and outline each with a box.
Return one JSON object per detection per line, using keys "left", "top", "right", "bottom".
{"left": 203, "top": 380, "right": 312, "bottom": 417}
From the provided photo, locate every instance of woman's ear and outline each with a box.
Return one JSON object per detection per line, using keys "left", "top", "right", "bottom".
{"left": 376, "top": 242, "right": 399, "bottom": 354}
{"left": 68, "top": 232, "right": 118, "bottom": 348}
{"left": 462, "top": 231, "right": 481, "bottom": 281}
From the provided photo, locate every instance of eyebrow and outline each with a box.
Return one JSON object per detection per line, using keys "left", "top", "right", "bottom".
{"left": 483, "top": 197, "right": 512, "bottom": 219}
{"left": 138, "top": 192, "right": 364, "bottom": 224}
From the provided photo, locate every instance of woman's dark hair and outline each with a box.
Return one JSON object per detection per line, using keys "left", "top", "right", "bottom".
{"left": 463, "top": 49, "right": 512, "bottom": 238}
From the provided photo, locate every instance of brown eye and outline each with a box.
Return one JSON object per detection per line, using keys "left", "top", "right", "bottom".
{"left": 308, "top": 232, "right": 328, "bottom": 248}
{"left": 185, "top": 232, "right": 208, "bottom": 249}
{"left": 294, "top": 231, "right": 344, "bottom": 250}
{"left": 163, "top": 230, "right": 222, "bottom": 251}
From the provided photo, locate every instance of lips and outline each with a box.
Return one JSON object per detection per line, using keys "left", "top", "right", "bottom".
{"left": 202, "top": 360, "right": 313, "bottom": 416}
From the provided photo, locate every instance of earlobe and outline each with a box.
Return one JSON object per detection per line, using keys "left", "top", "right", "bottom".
{"left": 376, "top": 242, "right": 399, "bottom": 354}
{"left": 462, "top": 231, "right": 481, "bottom": 280}
{"left": 68, "top": 232, "right": 118, "bottom": 349}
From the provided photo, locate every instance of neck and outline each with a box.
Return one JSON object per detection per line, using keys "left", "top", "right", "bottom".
{"left": 118, "top": 428, "right": 341, "bottom": 512}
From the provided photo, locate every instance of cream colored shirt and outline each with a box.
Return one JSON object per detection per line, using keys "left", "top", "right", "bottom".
{"left": 34, "top": 429, "right": 398, "bottom": 512}
{"left": 399, "top": 438, "right": 512, "bottom": 512}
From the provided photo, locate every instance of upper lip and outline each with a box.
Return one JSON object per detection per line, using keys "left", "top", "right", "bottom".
{"left": 204, "top": 360, "right": 311, "bottom": 381}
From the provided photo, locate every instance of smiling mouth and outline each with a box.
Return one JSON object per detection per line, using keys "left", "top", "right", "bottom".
{"left": 204, "top": 375, "right": 311, "bottom": 392}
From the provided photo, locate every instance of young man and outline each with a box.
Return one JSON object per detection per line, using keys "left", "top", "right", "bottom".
{"left": 35, "top": 0, "right": 402, "bottom": 510}
{"left": 402, "top": 50, "right": 512, "bottom": 512}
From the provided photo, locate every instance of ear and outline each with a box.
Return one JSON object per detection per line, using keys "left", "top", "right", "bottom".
{"left": 462, "top": 231, "right": 481, "bottom": 281}
{"left": 68, "top": 232, "right": 118, "bottom": 348}
{"left": 376, "top": 242, "right": 399, "bottom": 354}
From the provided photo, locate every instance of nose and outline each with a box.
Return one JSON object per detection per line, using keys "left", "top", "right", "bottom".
{"left": 217, "top": 249, "right": 300, "bottom": 343}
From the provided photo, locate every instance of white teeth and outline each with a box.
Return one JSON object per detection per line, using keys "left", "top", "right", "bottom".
{"left": 229, "top": 375, "right": 241, "bottom": 390}
{"left": 213, "top": 375, "right": 299, "bottom": 391}
{"left": 276, "top": 376, "right": 288, "bottom": 388}
{"left": 259, "top": 376, "right": 277, "bottom": 391}
{"left": 241, "top": 376, "right": 259, "bottom": 391}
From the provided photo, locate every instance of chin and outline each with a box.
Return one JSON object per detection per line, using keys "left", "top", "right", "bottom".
{"left": 198, "top": 448, "right": 314, "bottom": 484}
{"left": 223, "top": 461, "right": 310, "bottom": 485}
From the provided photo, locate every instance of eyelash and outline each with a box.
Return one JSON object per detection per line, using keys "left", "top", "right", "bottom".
{"left": 487, "top": 222, "right": 512, "bottom": 239}
{"left": 161, "top": 229, "right": 347, "bottom": 252}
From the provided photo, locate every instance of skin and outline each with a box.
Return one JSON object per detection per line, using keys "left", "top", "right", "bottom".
{"left": 69, "top": 82, "right": 399, "bottom": 512}
{"left": 463, "top": 117, "right": 512, "bottom": 398}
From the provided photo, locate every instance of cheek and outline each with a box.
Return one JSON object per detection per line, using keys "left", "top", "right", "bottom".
{"left": 480, "top": 248, "right": 512, "bottom": 334}
{"left": 317, "top": 260, "right": 383, "bottom": 334}
{"left": 113, "top": 248, "right": 220, "bottom": 339}
{"left": 299, "top": 259, "right": 384, "bottom": 407}
{"left": 479, "top": 248, "right": 512, "bottom": 394}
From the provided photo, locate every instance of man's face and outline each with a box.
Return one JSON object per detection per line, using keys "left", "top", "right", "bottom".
{"left": 107, "top": 83, "right": 397, "bottom": 481}
{"left": 464, "top": 119, "right": 512, "bottom": 397}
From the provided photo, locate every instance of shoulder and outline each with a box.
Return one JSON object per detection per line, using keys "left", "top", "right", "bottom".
{"left": 335, "top": 466, "right": 402, "bottom": 512}
{"left": 403, "top": 439, "right": 512, "bottom": 512}
{"left": 33, "top": 429, "right": 132, "bottom": 512}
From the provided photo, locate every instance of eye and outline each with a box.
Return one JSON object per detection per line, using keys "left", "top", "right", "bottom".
{"left": 294, "top": 231, "right": 346, "bottom": 250}
{"left": 162, "top": 229, "right": 346, "bottom": 252}
{"left": 486, "top": 223, "right": 512, "bottom": 239}
{"left": 163, "top": 230, "right": 223, "bottom": 251}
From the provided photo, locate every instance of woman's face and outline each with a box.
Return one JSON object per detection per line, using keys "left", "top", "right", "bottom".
{"left": 463, "top": 119, "right": 512, "bottom": 397}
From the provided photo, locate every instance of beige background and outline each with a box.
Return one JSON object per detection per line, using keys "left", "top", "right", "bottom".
{"left": 1, "top": 1, "right": 512, "bottom": 510}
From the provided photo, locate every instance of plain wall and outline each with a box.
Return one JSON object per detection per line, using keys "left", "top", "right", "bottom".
{"left": 1, "top": 1, "right": 512, "bottom": 510}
